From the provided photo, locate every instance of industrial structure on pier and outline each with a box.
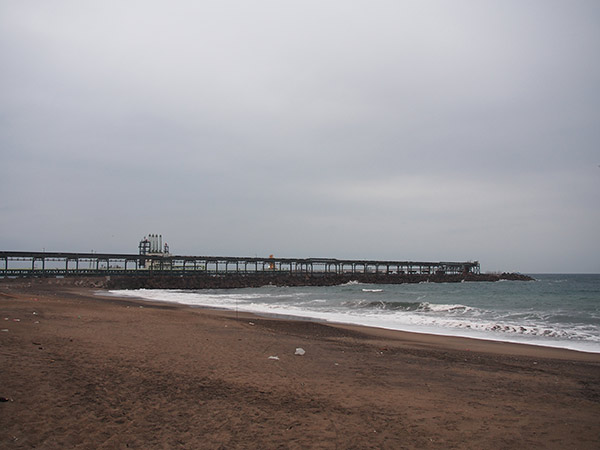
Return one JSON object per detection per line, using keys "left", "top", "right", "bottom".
{"left": 138, "top": 234, "right": 170, "bottom": 269}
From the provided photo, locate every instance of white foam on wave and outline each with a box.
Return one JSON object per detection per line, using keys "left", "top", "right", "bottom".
{"left": 418, "top": 302, "right": 476, "bottom": 313}
{"left": 110, "top": 289, "right": 258, "bottom": 309}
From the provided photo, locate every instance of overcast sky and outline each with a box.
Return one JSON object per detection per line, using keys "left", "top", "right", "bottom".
{"left": 1, "top": 1, "right": 599, "bottom": 273}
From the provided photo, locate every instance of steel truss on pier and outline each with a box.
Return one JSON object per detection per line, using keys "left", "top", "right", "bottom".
{"left": 0, "top": 251, "right": 480, "bottom": 278}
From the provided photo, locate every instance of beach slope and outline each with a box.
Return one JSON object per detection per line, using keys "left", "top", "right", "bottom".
{"left": 1, "top": 284, "right": 599, "bottom": 449}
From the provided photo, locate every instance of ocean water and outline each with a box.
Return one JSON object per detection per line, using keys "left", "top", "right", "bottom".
{"left": 110, "top": 274, "right": 600, "bottom": 353}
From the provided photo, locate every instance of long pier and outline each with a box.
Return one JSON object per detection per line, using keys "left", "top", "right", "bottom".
{"left": 0, "top": 251, "right": 480, "bottom": 278}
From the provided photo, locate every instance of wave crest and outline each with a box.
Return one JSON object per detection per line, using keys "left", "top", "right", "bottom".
{"left": 342, "top": 300, "right": 475, "bottom": 312}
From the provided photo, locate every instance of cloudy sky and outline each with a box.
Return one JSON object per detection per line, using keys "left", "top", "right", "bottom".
{"left": 1, "top": 1, "right": 599, "bottom": 273}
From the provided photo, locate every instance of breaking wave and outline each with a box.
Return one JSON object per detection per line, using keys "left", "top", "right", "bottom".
{"left": 343, "top": 300, "right": 477, "bottom": 313}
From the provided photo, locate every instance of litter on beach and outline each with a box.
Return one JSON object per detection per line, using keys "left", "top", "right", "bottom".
{"left": 295, "top": 348, "right": 305, "bottom": 356}
{"left": 268, "top": 356, "right": 280, "bottom": 360}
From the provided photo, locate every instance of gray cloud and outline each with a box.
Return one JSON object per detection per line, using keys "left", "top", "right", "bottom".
{"left": 1, "top": 1, "right": 599, "bottom": 272}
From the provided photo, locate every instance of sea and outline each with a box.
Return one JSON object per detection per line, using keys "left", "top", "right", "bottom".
{"left": 110, "top": 274, "right": 600, "bottom": 354}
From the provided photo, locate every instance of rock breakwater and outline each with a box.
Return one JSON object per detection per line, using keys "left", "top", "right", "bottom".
{"left": 0, "top": 272, "right": 533, "bottom": 290}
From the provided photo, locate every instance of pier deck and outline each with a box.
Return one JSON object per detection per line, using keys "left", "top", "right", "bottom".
{"left": 0, "top": 251, "right": 479, "bottom": 278}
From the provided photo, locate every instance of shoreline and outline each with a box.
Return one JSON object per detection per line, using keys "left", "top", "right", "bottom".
{"left": 0, "top": 271, "right": 534, "bottom": 291}
{"left": 11, "top": 283, "right": 600, "bottom": 361}
{"left": 1, "top": 283, "right": 599, "bottom": 448}
{"left": 104, "top": 285, "right": 600, "bottom": 356}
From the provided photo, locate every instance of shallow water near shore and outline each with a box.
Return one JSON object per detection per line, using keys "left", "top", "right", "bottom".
{"left": 111, "top": 274, "right": 600, "bottom": 353}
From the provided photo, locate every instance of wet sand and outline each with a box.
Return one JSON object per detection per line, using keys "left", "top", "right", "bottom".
{"left": 1, "top": 283, "right": 599, "bottom": 449}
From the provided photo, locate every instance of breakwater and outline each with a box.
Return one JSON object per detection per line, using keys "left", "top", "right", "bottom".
{"left": 0, "top": 272, "right": 533, "bottom": 291}
{"left": 105, "top": 272, "right": 533, "bottom": 289}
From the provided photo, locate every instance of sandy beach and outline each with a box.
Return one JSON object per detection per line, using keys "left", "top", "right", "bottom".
{"left": 1, "top": 282, "right": 599, "bottom": 449}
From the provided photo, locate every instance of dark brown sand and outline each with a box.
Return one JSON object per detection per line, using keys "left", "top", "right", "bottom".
{"left": 1, "top": 283, "right": 599, "bottom": 449}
